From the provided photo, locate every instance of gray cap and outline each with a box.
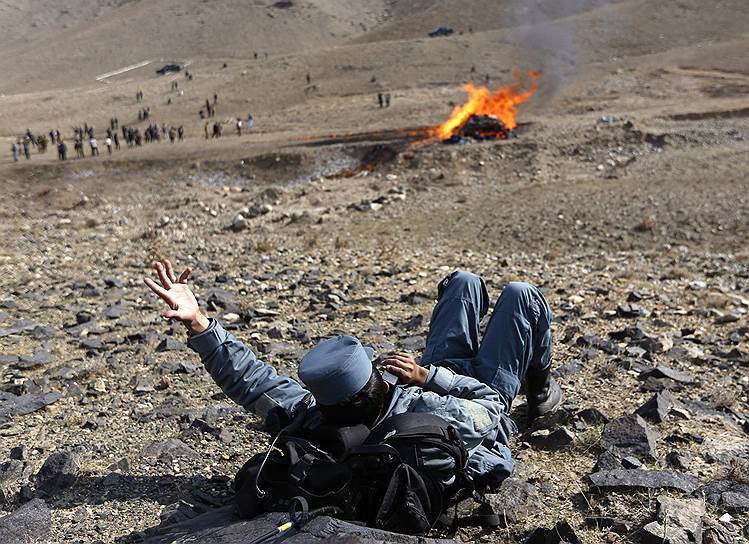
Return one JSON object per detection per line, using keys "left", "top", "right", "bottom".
{"left": 298, "top": 335, "right": 374, "bottom": 405}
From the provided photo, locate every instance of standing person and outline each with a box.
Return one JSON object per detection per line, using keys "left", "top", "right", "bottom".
{"left": 306, "top": 72, "right": 311, "bottom": 84}
{"left": 11, "top": 141, "right": 19, "bottom": 162}
{"left": 246, "top": 114, "right": 254, "bottom": 130}
{"left": 113, "top": 133, "right": 120, "bottom": 150}
{"left": 169, "top": 127, "right": 177, "bottom": 143}
{"left": 89, "top": 136, "right": 99, "bottom": 156}
{"left": 105, "top": 136, "right": 113, "bottom": 155}
{"left": 385, "top": 93, "right": 391, "bottom": 107}
{"left": 377, "top": 92, "right": 383, "bottom": 108}
{"left": 236, "top": 118, "right": 242, "bottom": 136}
{"left": 178, "top": 126, "right": 184, "bottom": 141}
{"left": 58, "top": 140, "right": 67, "bottom": 161}
{"left": 204, "top": 121, "right": 210, "bottom": 140}
{"left": 22, "top": 138, "right": 31, "bottom": 160}
{"left": 213, "top": 93, "right": 218, "bottom": 105}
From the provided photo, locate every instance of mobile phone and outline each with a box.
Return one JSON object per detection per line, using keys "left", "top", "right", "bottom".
{"left": 382, "top": 369, "right": 398, "bottom": 385}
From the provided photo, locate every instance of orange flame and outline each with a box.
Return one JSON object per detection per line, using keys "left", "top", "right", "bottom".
{"left": 431, "top": 70, "right": 540, "bottom": 140}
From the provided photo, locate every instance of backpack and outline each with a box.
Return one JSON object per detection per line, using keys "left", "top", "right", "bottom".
{"left": 233, "top": 396, "right": 495, "bottom": 535}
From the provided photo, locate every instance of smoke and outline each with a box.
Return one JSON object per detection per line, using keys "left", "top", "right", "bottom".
{"left": 499, "top": 0, "right": 622, "bottom": 100}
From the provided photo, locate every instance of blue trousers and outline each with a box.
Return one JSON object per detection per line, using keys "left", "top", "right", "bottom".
{"left": 422, "top": 271, "right": 553, "bottom": 412}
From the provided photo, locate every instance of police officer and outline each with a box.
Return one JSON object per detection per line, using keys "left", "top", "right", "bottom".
{"left": 144, "top": 262, "right": 562, "bottom": 488}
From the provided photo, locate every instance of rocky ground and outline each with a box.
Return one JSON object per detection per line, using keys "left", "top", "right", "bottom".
{"left": 0, "top": 95, "right": 748, "bottom": 544}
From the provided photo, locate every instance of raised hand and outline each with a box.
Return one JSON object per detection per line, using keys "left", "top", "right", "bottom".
{"left": 143, "top": 260, "right": 209, "bottom": 334}
{"left": 383, "top": 352, "right": 428, "bottom": 386}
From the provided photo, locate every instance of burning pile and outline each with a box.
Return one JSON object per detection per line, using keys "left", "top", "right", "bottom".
{"left": 431, "top": 71, "right": 540, "bottom": 142}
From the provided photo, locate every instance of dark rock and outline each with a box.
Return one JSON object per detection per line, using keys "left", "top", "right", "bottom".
{"left": 143, "top": 438, "right": 200, "bottom": 461}
{"left": 400, "top": 292, "right": 431, "bottom": 305}
{"left": 617, "top": 303, "right": 649, "bottom": 318}
{"left": 0, "top": 498, "right": 51, "bottom": 544}
{"left": 621, "top": 456, "right": 642, "bottom": 469}
{"left": 529, "top": 426, "right": 575, "bottom": 450}
{"left": 9, "top": 446, "right": 26, "bottom": 461}
{"left": 205, "top": 289, "right": 238, "bottom": 310}
{"left": 589, "top": 469, "right": 699, "bottom": 493}
{"left": 486, "top": 476, "right": 540, "bottom": 525}
{"left": 609, "top": 325, "right": 647, "bottom": 341}
{"left": 553, "top": 359, "right": 584, "bottom": 377}
{"left": 401, "top": 314, "right": 424, "bottom": 331}
{"left": 576, "top": 408, "right": 608, "bottom": 426}
{"left": 640, "top": 365, "right": 695, "bottom": 384}
{"left": 585, "top": 517, "right": 632, "bottom": 534}
{"left": 665, "top": 451, "right": 692, "bottom": 471}
{"left": 594, "top": 451, "right": 623, "bottom": 472}
{"left": 16, "top": 349, "right": 53, "bottom": 369}
{"left": 601, "top": 415, "right": 658, "bottom": 460}
{"left": 36, "top": 451, "right": 80, "bottom": 496}
{"left": 139, "top": 507, "right": 452, "bottom": 544}
{"left": 523, "top": 520, "right": 581, "bottom": 544}
{"left": 642, "top": 495, "right": 705, "bottom": 544}
{"left": 104, "top": 301, "right": 127, "bottom": 319}
{"left": 76, "top": 311, "right": 93, "bottom": 324}
{"left": 156, "top": 337, "right": 186, "bottom": 352}
{"left": 80, "top": 338, "right": 105, "bottom": 351}
{"left": 107, "top": 457, "right": 130, "bottom": 473}
{"left": 0, "top": 459, "right": 24, "bottom": 503}
{"left": 104, "top": 277, "right": 125, "bottom": 288}
{"left": 0, "top": 391, "right": 61, "bottom": 424}
{"left": 635, "top": 390, "right": 679, "bottom": 423}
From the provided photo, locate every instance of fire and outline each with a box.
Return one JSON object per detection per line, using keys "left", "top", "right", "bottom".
{"left": 431, "top": 70, "right": 540, "bottom": 140}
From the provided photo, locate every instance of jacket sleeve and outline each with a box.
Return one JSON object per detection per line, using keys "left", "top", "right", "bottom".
{"left": 415, "top": 365, "right": 506, "bottom": 452}
{"left": 187, "top": 319, "right": 310, "bottom": 424}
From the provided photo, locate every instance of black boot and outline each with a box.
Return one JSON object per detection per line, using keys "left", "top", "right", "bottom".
{"left": 525, "top": 365, "right": 563, "bottom": 421}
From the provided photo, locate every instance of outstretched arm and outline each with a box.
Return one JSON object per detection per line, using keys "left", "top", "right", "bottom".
{"left": 143, "top": 261, "right": 310, "bottom": 424}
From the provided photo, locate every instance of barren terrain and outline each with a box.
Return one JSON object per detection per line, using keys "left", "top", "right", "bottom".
{"left": 0, "top": 1, "right": 748, "bottom": 543}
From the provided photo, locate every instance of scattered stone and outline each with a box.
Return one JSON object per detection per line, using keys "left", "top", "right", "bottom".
{"left": 156, "top": 337, "right": 186, "bottom": 352}
{"left": 9, "top": 446, "right": 27, "bottom": 461}
{"left": 589, "top": 469, "right": 699, "bottom": 493}
{"left": 642, "top": 495, "right": 705, "bottom": 544}
{"left": 585, "top": 517, "right": 632, "bottom": 534}
{"left": 0, "top": 498, "right": 51, "bottom": 544}
{"left": 143, "top": 438, "right": 201, "bottom": 461}
{"left": 36, "top": 451, "right": 80, "bottom": 496}
{"left": 486, "top": 476, "right": 540, "bottom": 525}
{"left": 640, "top": 364, "right": 695, "bottom": 384}
{"left": 617, "top": 303, "right": 649, "bottom": 318}
{"left": 15, "top": 349, "right": 54, "bottom": 369}
{"left": 104, "top": 301, "right": 127, "bottom": 319}
{"left": 0, "top": 391, "right": 61, "bottom": 424}
{"left": 635, "top": 390, "right": 680, "bottom": 423}
{"left": 529, "top": 426, "right": 575, "bottom": 450}
{"left": 553, "top": 359, "right": 584, "bottom": 377}
{"left": 594, "top": 451, "right": 623, "bottom": 472}
{"left": 621, "top": 456, "right": 642, "bottom": 469}
{"left": 601, "top": 415, "right": 658, "bottom": 460}
{"left": 665, "top": 451, "right": 692, "bottom": 471}
{"left": 523, "top": 520, "right": 581, "bottom": 544}
{"left": 0, "top": 459, "right": 24, "bottom": 503}
{"left": 576, "top": 408, "right": 608, "bottom": 426}
{"left": 639, "top": 333, "right": 674, "bottom": 354}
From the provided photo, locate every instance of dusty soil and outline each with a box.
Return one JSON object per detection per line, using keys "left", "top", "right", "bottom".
{"left": 0, "top": 1, "right": 748, "bottom": 543}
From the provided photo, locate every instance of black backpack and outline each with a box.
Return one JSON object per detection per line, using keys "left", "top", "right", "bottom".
{"left": 234, "top": 397, "right": 494, "bottom": 535}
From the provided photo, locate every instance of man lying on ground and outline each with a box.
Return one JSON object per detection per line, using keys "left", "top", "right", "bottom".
{"left": 144, "top": 260, "right": 563, "bottom": 488}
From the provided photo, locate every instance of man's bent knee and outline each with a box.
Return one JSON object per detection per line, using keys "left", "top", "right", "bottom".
{"left": 438, "top": 270, "right": 484, "bottom": 300}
